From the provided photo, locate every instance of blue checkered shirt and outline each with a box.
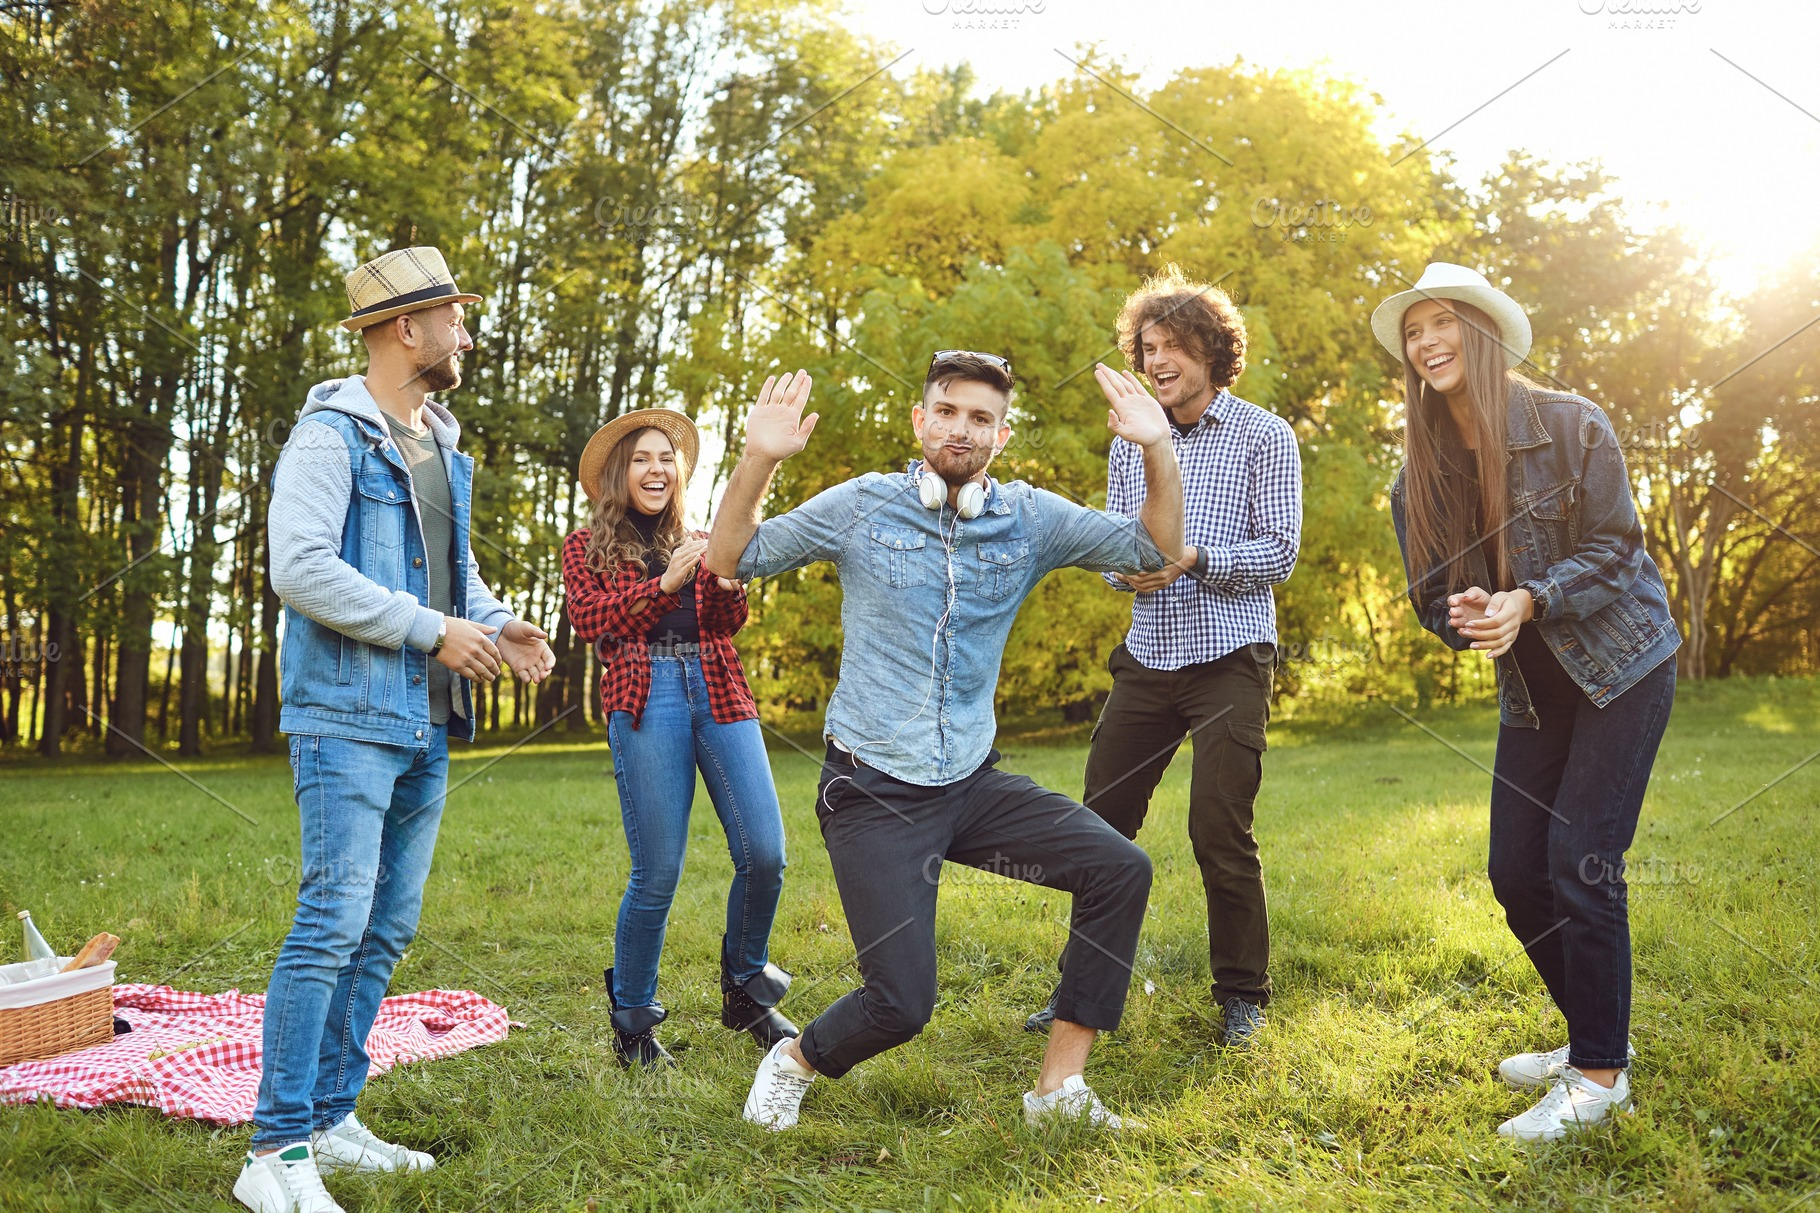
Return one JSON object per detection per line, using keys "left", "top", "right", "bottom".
{"left": 1105, "top": 388, "right": 1303, "bottom": 670}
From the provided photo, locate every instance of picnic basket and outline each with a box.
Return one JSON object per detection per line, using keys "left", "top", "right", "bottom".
{"left": 0, "top": 957, "right": 117, "bottom": 1066}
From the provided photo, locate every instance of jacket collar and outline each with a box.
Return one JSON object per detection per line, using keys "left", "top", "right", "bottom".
{"left": 300, "top": 374, "right": 462, "bottom": 450}
{"left": 1505, "top": 380, "right": 1551, "bottom": 451}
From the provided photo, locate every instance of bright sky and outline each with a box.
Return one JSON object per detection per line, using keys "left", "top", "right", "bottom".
{"left": 838, "top": 0, "right": 1820, "bottom": 297}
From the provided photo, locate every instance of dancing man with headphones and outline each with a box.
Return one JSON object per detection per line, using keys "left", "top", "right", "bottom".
{"left": 704, "top": 352, "right": 1187, "bottom": 1134}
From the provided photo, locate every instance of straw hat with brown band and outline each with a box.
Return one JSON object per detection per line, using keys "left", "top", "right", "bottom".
{"left": 578, "top": 409, "right": 702, "bottom": 505}
{"left": 338, "top": 246, "right": 483, "bottom": 333}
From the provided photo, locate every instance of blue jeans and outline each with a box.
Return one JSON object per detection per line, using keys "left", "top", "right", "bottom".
{"left": 251, "top": 728, "right": 448, "bottom": 1150}
{"left": 606, "top": 655, "right": 786, "bottom": 1009}
{"left": 1488, "top": 654, "right": 1676, "bottom": 1071}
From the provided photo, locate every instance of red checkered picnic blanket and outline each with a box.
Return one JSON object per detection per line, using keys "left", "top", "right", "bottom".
{"left": 0, "top": 983, "right": 514, "bottom": 1124}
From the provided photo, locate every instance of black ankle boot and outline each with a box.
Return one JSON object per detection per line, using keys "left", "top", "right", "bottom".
{"left": 720, "top": 947, "right": 799, "bottom": 1048}
{"left": 605, "top": 967, "right": 675, "bottom": 1069}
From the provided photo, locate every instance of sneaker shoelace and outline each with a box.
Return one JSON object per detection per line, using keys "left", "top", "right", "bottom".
{"left": 274, "top": 1154, "right": 335, "bottom": 1204}
{"left": 758, "top": 1067, "right": 812, "bottom": 1119}
{"left": 1527, "top": 1074, "right": 1585, "bottom": 1125}
{"left": 334, "top": 1118, "right": 409, "bottom": 1165}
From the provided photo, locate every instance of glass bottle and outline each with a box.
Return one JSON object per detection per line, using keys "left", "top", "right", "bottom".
{"left": 18, "top": 910, "right": 55, "bottom": 962}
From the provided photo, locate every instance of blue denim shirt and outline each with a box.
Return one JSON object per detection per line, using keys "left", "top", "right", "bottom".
{"left": 1390, "top": 381, "right": 1681, "bottom": 727}
{"left": 737, "top": 466, "right": 1167, "bottom": 784}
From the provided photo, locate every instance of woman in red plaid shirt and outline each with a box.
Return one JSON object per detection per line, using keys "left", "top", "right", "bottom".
{"left": 562, "top": 409, "right": 796, "bottom": 1068}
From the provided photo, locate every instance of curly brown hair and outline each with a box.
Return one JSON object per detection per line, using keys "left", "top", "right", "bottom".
{"left": 1115, "top": 264, "right": 1247, "bottom": 389}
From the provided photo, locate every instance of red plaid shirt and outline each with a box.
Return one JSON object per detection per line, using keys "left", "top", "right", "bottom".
{"left": 562, "top": 530, "right": 757, "bottom": 728}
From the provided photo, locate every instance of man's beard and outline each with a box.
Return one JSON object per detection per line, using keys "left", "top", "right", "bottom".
{"left": 415, "top": 347, "right": 461, "bottom": 393}
{"left": 921, "top": 436, "right": 992, "bottom": 485}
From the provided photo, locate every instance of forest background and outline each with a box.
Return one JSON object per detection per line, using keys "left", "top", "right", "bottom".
{"left": 4, "top": 0, "right": 1817, "bottom": 758}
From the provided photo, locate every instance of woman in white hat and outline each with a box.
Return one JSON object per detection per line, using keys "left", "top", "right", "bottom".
{"left": 1374, "top": 263, "right": 1680, "bottom": 1142}
{"left": 561, "top": 410, "right": 796, "bottom": 1067}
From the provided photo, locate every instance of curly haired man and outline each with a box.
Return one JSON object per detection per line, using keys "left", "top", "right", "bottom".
{"left": 1026, "top": 264, "right": 1303, "bottom": 1047}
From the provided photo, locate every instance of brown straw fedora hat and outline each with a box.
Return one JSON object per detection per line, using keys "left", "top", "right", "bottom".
{"left": 338, "top": 246, "right": 483, "bottom": 332}
{"left": 578, "top": 409, "right": 701, "bottom": 505}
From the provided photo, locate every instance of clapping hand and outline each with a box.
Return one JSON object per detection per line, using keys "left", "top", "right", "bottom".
{"left": 495, "top": 619, "right": 556, "bottom": 683}
{"left": 1448, "top": 586, "right": 1534, "bottom": 658}
{"left": 660, "top": 536, "right": 710, "bottom": 594}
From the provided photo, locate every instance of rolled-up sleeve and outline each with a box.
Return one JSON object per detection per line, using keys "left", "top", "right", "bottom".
{"left": 1033, "top": 486, "right": 1165, "bottom": 576}
{"left": 735, "top": 478, "right": 865, "bottom": 580}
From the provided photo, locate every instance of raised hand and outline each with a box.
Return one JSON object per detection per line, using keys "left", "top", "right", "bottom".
{"left": 495, "top": 619, "right": 557, "bottom": 683}
{"left": 1095, "top": 364, "right": 1170, "bottom": 449}
{"left": 744, "top": 370, "right": 819, "bottom": 463}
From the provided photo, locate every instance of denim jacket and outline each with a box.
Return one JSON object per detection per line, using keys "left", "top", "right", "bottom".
{"left": 1390, "top": 381, "right": 1680, "bottom": 727}
{"left": 736, "top": 466, "right": 1166, "bottom": 784}
{"left": 269, "top": 376, "right": 516, "bottom": 746}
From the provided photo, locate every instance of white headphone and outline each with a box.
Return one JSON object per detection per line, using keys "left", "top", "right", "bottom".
{"left": 915, "top": 462, "right": 986, "bottom": 519}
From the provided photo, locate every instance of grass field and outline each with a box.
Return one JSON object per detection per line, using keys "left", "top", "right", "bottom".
{"left": 2, "top": 676, "right": 1818, "bottom": 1211}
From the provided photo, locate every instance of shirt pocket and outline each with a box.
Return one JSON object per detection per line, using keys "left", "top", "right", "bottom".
{"left": 866, "top": 524, "right": 929, "bottom": 589}
{"left": 1512, "top": 479, "right": 1577, "bottom": 569}
{"left": 975, "top": 538, "right": 1031, "bottom": 602}
{"left": 354, "top": 469, "right": 410, "bottom": 589}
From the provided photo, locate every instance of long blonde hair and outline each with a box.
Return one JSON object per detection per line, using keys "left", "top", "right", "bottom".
{"left": 1397, "top": 300, "right": 1527, "bottom": 592}
{"left": 581, "top": 427, "right": 689, "bottom": 575}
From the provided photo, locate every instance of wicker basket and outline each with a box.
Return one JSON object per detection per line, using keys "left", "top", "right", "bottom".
{"left": 0, "top": 959, "right": 116, "bottom": 1066}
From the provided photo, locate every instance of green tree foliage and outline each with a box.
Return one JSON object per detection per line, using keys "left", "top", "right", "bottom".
{"left": 3, "top": 2, "right": 1814, "bottom": 752}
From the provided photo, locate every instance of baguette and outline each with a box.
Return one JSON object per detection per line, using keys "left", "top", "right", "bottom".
{"left": 60, "top": 932, "right": 120, "bottom": 973}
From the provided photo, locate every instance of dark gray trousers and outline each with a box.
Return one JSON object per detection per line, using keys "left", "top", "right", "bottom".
{"left": 797, "top": 743, "right": 1153, "bottom": 1079}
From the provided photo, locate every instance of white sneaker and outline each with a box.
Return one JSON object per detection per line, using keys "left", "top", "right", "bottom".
{"left": 311, "top": 1113, "right": 435, "bottom": 1173}
{"left": 742, "top": 1037, "right": 816, "bottom": 1131}
{"left": 1022, "top": 1074, "right": 1139, "bottom": 1132}
{"left": 233, "top": 1144, "right": 344, "bottom": 1213}
{"left": 1500, "top": 1041, "right": 1637, "bottom": 1089}
{"left": 1498, "top": 1066, "right": 1632, "bottom": 1142}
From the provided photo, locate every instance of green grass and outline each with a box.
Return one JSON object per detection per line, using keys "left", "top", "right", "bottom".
{"left": 2, "top": 676, "right": 1818, "bottom": 1210}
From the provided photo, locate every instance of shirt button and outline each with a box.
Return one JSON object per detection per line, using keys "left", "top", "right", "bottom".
{"left": 413, "top": 675, "right": 423, "bottom": 684}
{"left": 388, "top": 490, "right": 397, "bottom": 499}
{"left": 412, "top": 557, "right": 423, "bottom": 568}
{"left": 415, "top": 730, "right": 424, "bottom": 740}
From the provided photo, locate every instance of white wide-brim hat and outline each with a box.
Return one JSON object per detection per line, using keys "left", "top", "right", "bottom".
{"left": 1370, "top": 262, "right": 1532, "bottom": 368}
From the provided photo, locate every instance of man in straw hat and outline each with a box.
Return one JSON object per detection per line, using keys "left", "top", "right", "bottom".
{"left": 708, "top": 353, "right": 1187, "bottom": 1134}
{"left": 236, "top": 247, "right": 555, "bottom": 1213}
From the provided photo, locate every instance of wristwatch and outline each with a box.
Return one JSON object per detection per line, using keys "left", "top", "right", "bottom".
{"left": 431, "top": 619, "right": 448, "bottom": 655}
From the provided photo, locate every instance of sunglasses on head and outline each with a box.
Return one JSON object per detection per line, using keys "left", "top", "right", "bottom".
{"left": 927, "top": 349, "right": 1013, "bottom": 377}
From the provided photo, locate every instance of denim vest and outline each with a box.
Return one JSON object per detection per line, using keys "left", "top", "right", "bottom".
{"left": 1391, "top": 382, "right": 1680, "bottom": 727}
{"left": 278, "top": 407, "right": 482, "bottom": 745}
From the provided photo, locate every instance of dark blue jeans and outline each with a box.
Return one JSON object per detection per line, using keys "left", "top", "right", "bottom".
{"left": 1488, "top": 653, "right": 1675, "bottom": 1070}
{"left": 253, "top": 727, "right": 448, "bottom": 1150}
{"left": 606, "top": 654, "right": 786, "bottom": 1009}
